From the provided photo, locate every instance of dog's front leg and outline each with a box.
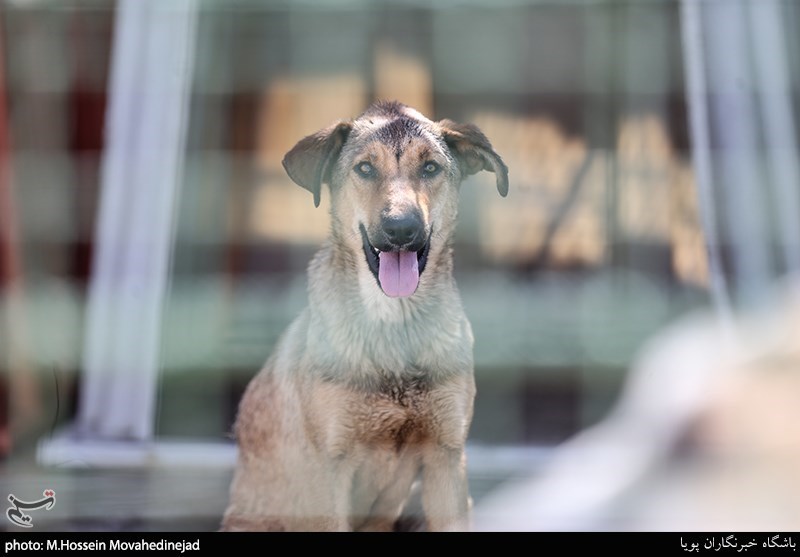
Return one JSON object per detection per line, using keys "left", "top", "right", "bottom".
{"left": 356, "top": 454, "right": 421, "bottom": 532}
{"left": 421, "top": 446, "right": 470, "bottom": 531}
{"left": 313, "top": 457, "right": 356, "bottom": 531}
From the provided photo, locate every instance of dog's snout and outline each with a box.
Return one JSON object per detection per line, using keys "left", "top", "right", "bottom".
{"left": 381, "top": 213, "right": 424, "bottom": 248}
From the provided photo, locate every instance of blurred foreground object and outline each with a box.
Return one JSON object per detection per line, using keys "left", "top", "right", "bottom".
{"left": 474, "top": 277, "right": 800, "bottom": 531}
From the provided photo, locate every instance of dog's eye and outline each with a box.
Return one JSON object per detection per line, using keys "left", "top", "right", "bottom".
{"left": 421, "top": 161, "right": 441, "bottom": 178}
{"left": 355, "top": 161, "right": 376, "bottom": 178}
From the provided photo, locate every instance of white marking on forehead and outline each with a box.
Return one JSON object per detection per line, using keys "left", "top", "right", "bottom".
{"left": 353, "top": 115, "right": 391, "bottom": 134}
{"left": 398, "top": 105, "right": 432, "bottom": 124}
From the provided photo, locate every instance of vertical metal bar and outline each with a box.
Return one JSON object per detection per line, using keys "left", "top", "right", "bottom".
{"left": 749, "top": 0, "right": 800, "bottom": 275}
{"left": 78, "top": 0, "right": 197, "bottom": 440}
{"left": 679, "top": 0, "right": 735, "bottom": 328}
{"left": 704, "top": 0, "right": 773, "bottom": 308}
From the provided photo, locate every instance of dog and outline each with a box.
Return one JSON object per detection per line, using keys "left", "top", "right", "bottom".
{"left": 221, "top": 101, "right": 508, "bottom": 531}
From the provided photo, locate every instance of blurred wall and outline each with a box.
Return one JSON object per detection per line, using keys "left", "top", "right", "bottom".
{"left": 4, "top": 0, "right": 794, "bottom": 453}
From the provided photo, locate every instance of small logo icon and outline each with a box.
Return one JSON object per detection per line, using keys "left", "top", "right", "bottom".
{"left": 6, "top": 490, "right": 56, "bottom": 528}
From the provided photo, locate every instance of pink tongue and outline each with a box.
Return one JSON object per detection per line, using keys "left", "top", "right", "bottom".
{"left": 378, "top": 251, "right": 419, "bottom": 298}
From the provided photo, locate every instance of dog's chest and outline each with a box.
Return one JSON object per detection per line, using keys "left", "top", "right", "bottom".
{"left": 354, "top": 379, "right": 430, "bottom": 450}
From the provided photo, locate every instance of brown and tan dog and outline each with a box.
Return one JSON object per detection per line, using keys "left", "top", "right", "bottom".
{"left": 221, "top": 101, "right": 508, "bottom": 531}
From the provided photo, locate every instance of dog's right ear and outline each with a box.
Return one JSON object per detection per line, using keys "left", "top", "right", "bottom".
{"left": 282, "top": 121, "right": 352, "bottom": 207}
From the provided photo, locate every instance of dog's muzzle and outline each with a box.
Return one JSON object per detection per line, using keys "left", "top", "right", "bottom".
{"left": 360, "top": 222, "right": 431, "bottom": 298}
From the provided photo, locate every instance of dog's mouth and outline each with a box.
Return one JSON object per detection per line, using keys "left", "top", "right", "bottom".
{"left": 359, "top": 223, "right": 431, "bottom": 298}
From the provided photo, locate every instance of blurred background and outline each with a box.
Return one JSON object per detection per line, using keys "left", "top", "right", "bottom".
{"left": 0, "top": 0, "right": 798, "bottom": 531}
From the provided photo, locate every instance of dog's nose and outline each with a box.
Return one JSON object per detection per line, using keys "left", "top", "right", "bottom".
{"left": 381, "top": 213, "right": 423, "bottom": 247}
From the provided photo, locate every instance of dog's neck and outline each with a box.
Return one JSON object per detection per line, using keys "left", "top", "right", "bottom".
{"left": 303, "top": 238, "right": 473, "bottom": 383}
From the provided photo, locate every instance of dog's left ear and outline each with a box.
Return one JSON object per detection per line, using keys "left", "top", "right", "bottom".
{"left": 439, "top": 119, "right": 509, "bottom": 197}
{"left": 282, "top": 121, "right": 352, "bottom": 207}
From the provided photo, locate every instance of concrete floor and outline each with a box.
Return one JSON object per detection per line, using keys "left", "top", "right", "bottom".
{"left": 0, "top": 443, "right": 547, "bottom": 532}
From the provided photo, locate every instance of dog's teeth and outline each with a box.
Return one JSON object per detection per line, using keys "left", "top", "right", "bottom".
{"left": 372, "top": 247, "right": 380, "bottom": 255}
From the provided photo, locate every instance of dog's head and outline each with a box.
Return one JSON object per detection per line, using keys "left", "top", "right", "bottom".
{"left": 282, "top": 101, "right": 508, "bottom": 299}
